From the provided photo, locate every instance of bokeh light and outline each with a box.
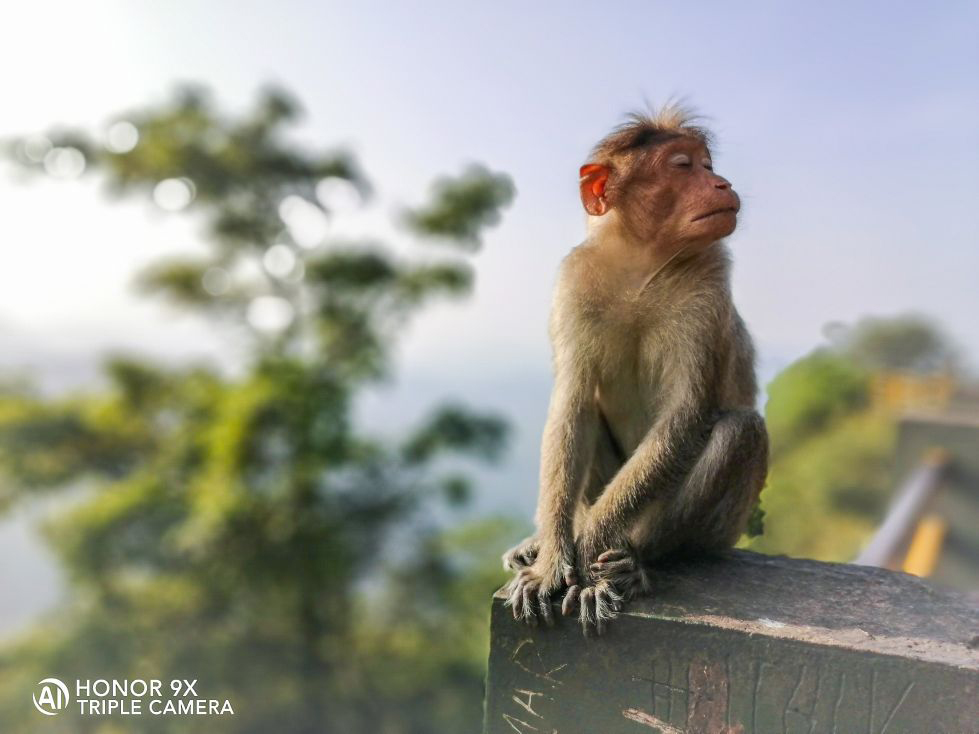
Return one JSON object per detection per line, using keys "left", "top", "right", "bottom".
{"left": 153, "top": 177, "right": 195, "bottom": 211}
{"left": 42, "top": 147, "right": 85, "bottom": 178}
{"left": 247, "top": 295, "right": 294, "bottom": 331}
{"left": 315, "top": 176, "right": 361, "bottom": 212}
{"left": 105, "top": 121, "right": 139, "bottom": 153}
{"left": 263, "top": 244, "right": 298, "bottom": 279}
{"left": 22, "top": 135, "right": 52, "bottom": 163}
{"left": 202, "top": 267, "right": 231, "bottom": 296}
{"left": 278, "top": 195, "right": 328, "bottom": 248}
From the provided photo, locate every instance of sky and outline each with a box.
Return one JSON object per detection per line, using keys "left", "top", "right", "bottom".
{"left": 0, "top": 1, "right": 977, "bottom": 628}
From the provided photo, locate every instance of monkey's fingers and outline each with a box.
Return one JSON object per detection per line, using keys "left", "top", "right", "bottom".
{"left": 521, "top": 583, "right": 539, "bottom": 626}
{"left": 593, "top": 581, "right": 623, "bottom": 636}
{"left": 504, "top": 551, "right": 533, "bottom": 571}
{"left": 507, "top": 572, "right": 533, "bottom": 618}
{"left": 579, "top": 587, "right": 597, "bottom": 637}
{"left": 590, "top": 557, "right": 635, "bottom": 577}
{"left": 538, "top": 590, "right": 555, "bottom": 626}
{"left": 562, "top": 584, "right": 580, "bottom": 616}
{"left": 507, "top": 580, "right": 524, "bottom": 620}
{"left": 596, "top": 549, "right": 630, "bottom": 563}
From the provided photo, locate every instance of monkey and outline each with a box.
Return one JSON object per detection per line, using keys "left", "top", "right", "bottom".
{"left": 502, "top": 104, "right": 768, "bottom": 636}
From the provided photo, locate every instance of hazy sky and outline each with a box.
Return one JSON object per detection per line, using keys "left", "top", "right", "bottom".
{"left": 0, "top": 3, "right": 977, "bottom": 625}
{"left": 3, "top": 1, "right": 978, "bottom": 378}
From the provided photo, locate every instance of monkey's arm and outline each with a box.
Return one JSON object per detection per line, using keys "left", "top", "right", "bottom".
{"left": 504, "top": 276, "right": 600, "bottom": 624}
{"left": 504, "top": 356, "right": 599, "bottom": 623}
{"left": 534, "top": 366, "right": 599, "bottom": 570}
{"left": 576, "top": 329, "right": 718, "bottom": 567}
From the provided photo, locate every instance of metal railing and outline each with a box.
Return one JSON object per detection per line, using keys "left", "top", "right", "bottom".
{"left": 854, "top": 449, "right": 950, "bottom": 569}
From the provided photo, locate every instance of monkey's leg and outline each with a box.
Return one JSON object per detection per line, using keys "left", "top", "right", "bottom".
{"left": 667, "top": 408, "right": 768, "bottom": 553}
{"left": 576, "top": 409, "right": 767, "bottom": 634}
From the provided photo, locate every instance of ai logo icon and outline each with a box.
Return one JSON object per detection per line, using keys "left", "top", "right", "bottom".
{"left": 33, "top": 678, "right": 70, "bottom": 716}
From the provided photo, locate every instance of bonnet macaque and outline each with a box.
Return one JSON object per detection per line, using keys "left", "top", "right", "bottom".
{"left": 503, "top": 106, "right": 768, "bottom": 635}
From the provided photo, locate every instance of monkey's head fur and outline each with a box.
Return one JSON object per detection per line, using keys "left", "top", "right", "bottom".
{"left": 588, "top": 104, "right": 714, "bottom": 161}
{"left": 580, "top": 104, "right": 739, "bottom": 254}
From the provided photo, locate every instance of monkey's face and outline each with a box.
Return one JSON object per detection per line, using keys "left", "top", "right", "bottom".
{"left": 581, "top": 138, "right": 740, "bottom": 252}
{"left": 626, "top": 139, "right": 739, "bottom": 249}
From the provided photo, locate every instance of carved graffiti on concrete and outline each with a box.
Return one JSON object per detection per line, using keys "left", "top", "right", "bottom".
{"left": 495, "top": 638, "right": 928, "bottom": 734}
{"left": 499, "top": 639, "right": 566, "bottom": 733}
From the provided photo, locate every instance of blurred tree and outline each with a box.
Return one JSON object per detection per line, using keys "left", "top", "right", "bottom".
{"left": 825, "top": 314, "right": 960, "bottom": 374}
{"left": 749, "top": 315, "right": 963, "bottom": 561}
{"left": 0, "top": 85, "right": 517, "bottom": 733}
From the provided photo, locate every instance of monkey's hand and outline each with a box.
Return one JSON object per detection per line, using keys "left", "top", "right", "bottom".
{"left": 503, "top": 541, "right": 576, "bottom": 627}
{"left": 501, "top": 534, "right": 540, "bottom": 572}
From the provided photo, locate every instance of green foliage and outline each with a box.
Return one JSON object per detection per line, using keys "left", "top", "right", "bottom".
{"left": 402, "top": 164, "right": 515, "bottom": 249}
{"left": 764, "top": 350, "right": 870, "bottom": 458}
{"left": 745, "top": 502, "right": 765, "bottom": 538}
{"left": 0, "top": 85, "right": 518, "bottom": 733}
{"left": 402, "top": 404, "right": 508, "bottom": 465}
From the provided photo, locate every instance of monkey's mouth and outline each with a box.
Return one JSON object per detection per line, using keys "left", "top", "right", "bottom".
{"left": 692, "top": 207, "right": 738, "bottom": 222}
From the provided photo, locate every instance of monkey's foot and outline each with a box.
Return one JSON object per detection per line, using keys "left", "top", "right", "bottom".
{"left": 501, "top": 535, "right": 540, "bottom": 572}
{"left": 565, "top": 580, "right": 623, "bottom": 637}
{"left": 503, "top": 565, "right": 570, "bottom": 628}
{"left": 561, "top": 546, "right": 648, "bottom": 635}
{"left": 588, "top": 547, "right": 652, "bottom": 599}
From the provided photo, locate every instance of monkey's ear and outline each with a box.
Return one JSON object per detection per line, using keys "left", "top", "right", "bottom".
{"left": 579, "top": 163, "right": 610, "bottom": 216}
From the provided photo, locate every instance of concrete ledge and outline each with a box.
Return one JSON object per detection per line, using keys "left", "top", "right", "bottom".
{"left": 484, "top": 550, "right": 978, "bottom": 733}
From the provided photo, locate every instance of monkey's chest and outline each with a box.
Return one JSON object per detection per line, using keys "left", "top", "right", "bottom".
{"left": 593, "top": 331, "right": 675, "bottom": 452}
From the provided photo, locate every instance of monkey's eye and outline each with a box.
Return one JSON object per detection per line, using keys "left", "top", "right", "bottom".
{"left": 703, "top": 160, "right": 714, "bottom": 171}
{"left": 669, "top": 154, "right": 692, "bottom": 168}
